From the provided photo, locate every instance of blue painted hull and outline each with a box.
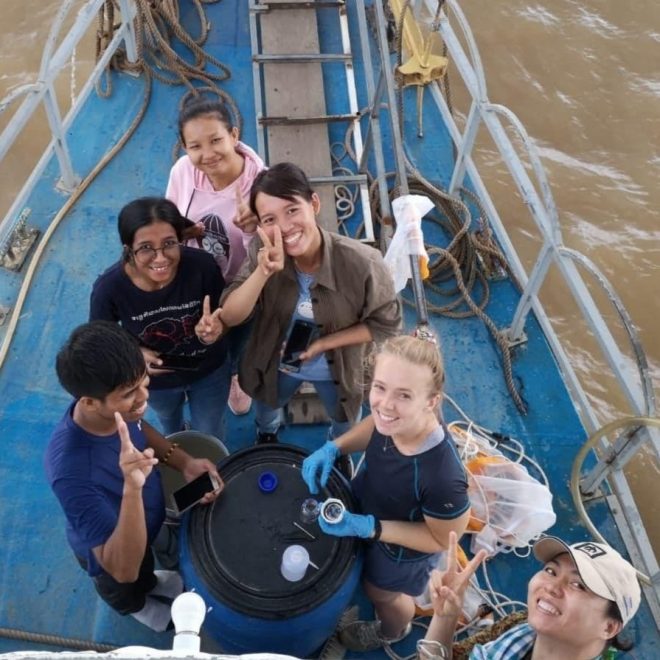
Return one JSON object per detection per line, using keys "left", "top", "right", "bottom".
{"left": 0, "top": 0, "right": 656, "bottom": 657}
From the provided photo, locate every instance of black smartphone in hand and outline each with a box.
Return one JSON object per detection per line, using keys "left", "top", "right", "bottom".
{"left": 172, "top": 472, "right": 221, "bottom": 515}
{"left": 152, "top": 354, "right": 204, "bottom": 372}
{"left": 281, "top": 320, "right": 318, "bottom": 372}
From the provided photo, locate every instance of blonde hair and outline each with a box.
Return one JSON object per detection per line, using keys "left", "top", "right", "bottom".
{"left": 367, "top": 334, "right": 445, "bottom": 397}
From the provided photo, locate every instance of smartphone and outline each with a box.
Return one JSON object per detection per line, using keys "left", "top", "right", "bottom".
{"left": 152, "top": 354, "right": 203, "bottom": 372}
{"left": 281, "top": 320, "right": 318, "bottom": 372}
{"left": 172, "top": 472, "right": 221, "bottom": 514}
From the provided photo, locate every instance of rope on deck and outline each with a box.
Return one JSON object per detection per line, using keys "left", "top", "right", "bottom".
{"left": 335, "top": 2, "right": 527, "bottom": 412}
{"left": 0, "top": 0, "right": 240, "bottom": 371}
{"left": 0, "top": 627, "right": 116, "bottom": 653}
{"left": 96, "top": 0, "right": 242, "bottom": 135}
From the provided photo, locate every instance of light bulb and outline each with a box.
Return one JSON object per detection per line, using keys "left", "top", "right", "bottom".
{"left": 171, "top": 591, "right": 206, "bottom": 653}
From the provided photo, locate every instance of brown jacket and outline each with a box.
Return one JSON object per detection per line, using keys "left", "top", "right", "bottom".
{"left": 223, "top": 228, "right": 402, "bottom": 421}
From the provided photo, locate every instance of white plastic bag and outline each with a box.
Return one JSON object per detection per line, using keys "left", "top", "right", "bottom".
{"left": 384, "top": 194, "right": 434, "bottom": 292}
{"left": 466, "top": 456, "right": 556, "bottom": 556}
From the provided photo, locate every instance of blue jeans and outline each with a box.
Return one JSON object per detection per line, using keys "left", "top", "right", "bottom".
{"left": 148, "top": 360, "right": 231, "bottom": 442}
{"left": 255, "top": 371, "right": 358, "bottom": 440}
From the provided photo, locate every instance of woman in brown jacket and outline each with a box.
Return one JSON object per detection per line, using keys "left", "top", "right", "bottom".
{"left": 219, "top": 162, "right": 401, "bottom": 445}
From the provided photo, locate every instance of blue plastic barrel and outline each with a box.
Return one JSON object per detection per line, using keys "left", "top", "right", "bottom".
{"left": 179, "top": 444, "right": 362, "bottom": 656}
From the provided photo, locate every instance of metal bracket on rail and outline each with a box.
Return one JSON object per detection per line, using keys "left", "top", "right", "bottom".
{"left": 0, "top": 209, "right": 40, "bottom": 273}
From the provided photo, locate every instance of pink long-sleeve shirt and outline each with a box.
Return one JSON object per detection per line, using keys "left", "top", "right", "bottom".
{"left": 166, "top": 142, "right": 265, "bottom": 283}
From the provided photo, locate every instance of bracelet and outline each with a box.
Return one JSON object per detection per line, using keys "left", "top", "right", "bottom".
{"left": 162, "top": 442, "right": 179, "bottom": 465}
{"left": 369, "top": 518, "right": 382, "bottom": 543}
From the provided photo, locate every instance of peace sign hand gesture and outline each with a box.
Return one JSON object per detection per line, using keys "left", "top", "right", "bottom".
{"left": 116, "top": 412, "right": 158, "bottom": 491}
{"left": 195, "top": 295, "right": 224, "bottom": 344}
{"left": 256, "top": 226, "right": 284, "bottom": 278}
{"left": 429, "top": 531, "right": 488, "bottom": 618}
{"left": 233, "top": 187, "right": 258, "bottom": 234}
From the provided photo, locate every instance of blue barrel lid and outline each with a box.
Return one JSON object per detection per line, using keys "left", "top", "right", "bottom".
{"left": 184, "top": 444, "right": 359, "bottom": 619}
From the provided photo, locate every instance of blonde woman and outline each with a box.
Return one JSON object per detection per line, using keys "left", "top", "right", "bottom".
{"left": 303, "top": 335, "right": 471, "bottom": 652}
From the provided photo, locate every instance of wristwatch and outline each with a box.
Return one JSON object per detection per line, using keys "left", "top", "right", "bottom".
{"left": 369, "top": 518, "right": 382, "bottom": 542}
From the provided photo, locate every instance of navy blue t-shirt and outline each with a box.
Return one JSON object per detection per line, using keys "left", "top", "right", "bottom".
{"left": 353, "top": 425, "right": 470, "bottom": 561}
{"left": 89, "top": 247, "right": 226, "bottom": 389}
{"left": 44, "top": 403, "right": 166, "bottom": 577}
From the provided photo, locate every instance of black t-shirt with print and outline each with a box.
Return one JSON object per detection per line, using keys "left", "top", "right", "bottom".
{"left": 90, "top": 247, "right": 227, "bottom": 389}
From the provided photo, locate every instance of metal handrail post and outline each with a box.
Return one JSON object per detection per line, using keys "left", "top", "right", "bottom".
{"left": 117, "top": 0, "right": 139, "bottom": 63}
{"left": 373, "top": 0, "right": 408, "bottom": 193}
{"left": 42, "top": 82, "right": 80, "bottom": 192}
{"left": 506, "top": 242, "right": 553, "bottom": 343}
{"left": 447, "top": 98, "right": 480, "bottom": 195}
{"left": 338, "top": 2, "right": 373, "bottom": 241}
{"left": 355, "top": 0, "right": 393, "bottom": 237}
{"left": 581, "top": 426, "right": 660, "bottom": 495}
{"left": 248, "top": 2, "right": 266, "bottom": 159}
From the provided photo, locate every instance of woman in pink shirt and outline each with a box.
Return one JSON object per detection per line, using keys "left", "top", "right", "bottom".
{"left": 166, "top": 97, "right": 265, "bottom": 416}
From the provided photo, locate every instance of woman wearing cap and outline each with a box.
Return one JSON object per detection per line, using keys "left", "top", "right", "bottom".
{"left": 419, "top": 533, "right": 640, "bottom": 659}
{"left": 90, "top": 197, "right": 229, "bottom": 441}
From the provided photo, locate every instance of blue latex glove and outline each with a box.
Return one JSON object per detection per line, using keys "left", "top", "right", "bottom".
{"left": 302, "top": 441, "right": 340, "bottom": 494}
{"left": 319, "top": 511, "right": 375, "bottom": 539}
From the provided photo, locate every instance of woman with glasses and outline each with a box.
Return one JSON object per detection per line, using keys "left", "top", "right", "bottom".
{"left": 90, "top": 197, "right": 230, "bottom": 441}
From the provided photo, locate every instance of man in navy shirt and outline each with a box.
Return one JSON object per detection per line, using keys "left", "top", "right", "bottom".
{"left": 45, "top": 321, "right": 222, "bottom": 631}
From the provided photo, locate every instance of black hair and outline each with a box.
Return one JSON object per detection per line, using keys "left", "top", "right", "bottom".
{"left": 118, "top": 197, "right": 186, "bottom": 257}
{"left": 56, "top": 321, "right": 146, "bottom": 401}
{"left": 177, "top": 96, "right": 234, "bottom": 145}
{"left": 604, "top": 600, "right": 633, "bottom": 652}
{"left": 249, "top": 162, "right": 315, "bottom": 217}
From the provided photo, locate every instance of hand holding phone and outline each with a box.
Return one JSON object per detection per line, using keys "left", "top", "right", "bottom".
{"left": 152, "top": 353, "right": 204, "bottom": 372}
{"left": 172, "top": 471, "right": 222, "bottom": 515}
{"left": 281, "top": 320, "right": 319, "bottom": 372}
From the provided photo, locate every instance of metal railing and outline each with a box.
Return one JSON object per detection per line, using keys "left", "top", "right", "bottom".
{"left": 412, "top": 0, "right": 660, "bottom": 624}
{"left": 0, "top": 0, "right": 138, "bottom": 254}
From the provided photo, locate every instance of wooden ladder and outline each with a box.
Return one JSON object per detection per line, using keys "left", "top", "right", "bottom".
{"left": 248, "top": 0, "right": 374, "bottom": 238}
{"left": 249, "top": 0, "right": 374, "bottom": 424}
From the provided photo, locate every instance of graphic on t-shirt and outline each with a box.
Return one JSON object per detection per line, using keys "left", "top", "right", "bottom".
{"left": 140, "top": 313, "right": 199, "bottom": 352}
{"left": 197, "top": 214, "right": 230, "bottom": 272}
{"left": 297, "top": 299, "right": 314, "bottom": 319}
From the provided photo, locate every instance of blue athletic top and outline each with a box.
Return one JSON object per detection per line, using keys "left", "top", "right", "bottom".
{"left": 353, "top": 425, "right": 470, "bottom": 561}
{"left": 44, "top": 403, "right": 166, "bottom": 577}
{"left": 89, "top": 246, "right": 227, "bottom": 389}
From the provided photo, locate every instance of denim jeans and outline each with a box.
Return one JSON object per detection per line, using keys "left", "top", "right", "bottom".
{"left": 255, "top": 371, "right": 358, "bottom": 440}
{"left": 148, "top": 360, "right": 231, "bottom": 441}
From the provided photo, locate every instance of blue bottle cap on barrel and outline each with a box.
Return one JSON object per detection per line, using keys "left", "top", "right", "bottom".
{"left": 258, "top": 470, "right": 278, "bottom": 493}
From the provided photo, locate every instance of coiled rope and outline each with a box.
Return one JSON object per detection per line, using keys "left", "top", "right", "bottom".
{"left": 334, "top": 1, "right": 526, "bottom": 412}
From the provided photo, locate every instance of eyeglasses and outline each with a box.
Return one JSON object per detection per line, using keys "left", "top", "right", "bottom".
{"left": 132, "top": 239, "right": 181, "bottom": 265}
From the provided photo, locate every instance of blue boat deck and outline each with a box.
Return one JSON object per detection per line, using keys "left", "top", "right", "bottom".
{"left": 0, "top": 1, "right": 655, "bottom": 657}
